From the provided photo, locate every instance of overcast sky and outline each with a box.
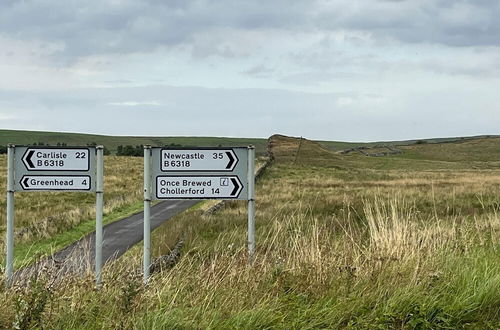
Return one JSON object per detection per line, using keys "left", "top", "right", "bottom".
{"left": 1, "top": 0, "right": 499, "bottom": 141}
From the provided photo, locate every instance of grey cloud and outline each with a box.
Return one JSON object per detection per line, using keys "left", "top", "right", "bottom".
{"left": 0, "top": 0, "right": 311, "bottom": 62}
{"left": 316, "top": 0, "right": 500, "bottom": 47}
{"left": 241, "top": 65, "right": 275, "bottom": 78}
{"left": 2, "top": 0, "right": 500, "bottom": 64}
{"left": 418, "top": 58, "right": 500, "bottom": 78}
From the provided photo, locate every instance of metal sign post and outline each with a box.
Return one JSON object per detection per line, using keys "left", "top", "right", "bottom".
{"left": 143, "top": 146, "right": 255, "bottom": 282}
{"left": 4, "top": 145, "right": 102, "bottom": 286}
{"left": 6, "top": 145, "right": 15, "bottom": 285}
{"left": 95, "top": 146, "right": 104, "bottom": 286}
{"left": 247, "top": 146, "right": 255, "bottom": 263}
{"left": 143, "top": 146, "right": 152, "bottom": 282}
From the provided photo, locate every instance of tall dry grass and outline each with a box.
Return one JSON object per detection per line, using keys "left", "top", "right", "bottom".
{"left": 0, "top": 150, "right": 499, "bottom": 327}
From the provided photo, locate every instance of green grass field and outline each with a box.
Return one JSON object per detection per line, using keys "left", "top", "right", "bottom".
{"left": 1, "top": 134, "right": 499, "bottom": 328}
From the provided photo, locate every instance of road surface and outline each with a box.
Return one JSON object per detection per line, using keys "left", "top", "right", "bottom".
{"left": 14, "top": 199, "right": 199, "bottom": 281}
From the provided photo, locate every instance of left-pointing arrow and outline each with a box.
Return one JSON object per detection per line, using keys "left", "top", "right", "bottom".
{"left": 22, "top": 177, "right": 30, "bottom": 189}
{"left": 25, "top": 150, "right": 35, "bottom": 169}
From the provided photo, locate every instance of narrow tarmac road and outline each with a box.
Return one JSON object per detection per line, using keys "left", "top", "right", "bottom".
{"left": 15, "top": 199, "right": 199, "bottom": 281}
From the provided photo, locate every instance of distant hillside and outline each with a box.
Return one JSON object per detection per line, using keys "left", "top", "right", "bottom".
{"left": 269, "top": 134, "right": 500, "bottom": 170}
{"left": 0, "top": 130, "right": 268, "bottom": 155}
{"left": 2, "top": 129, "right": 498, "bottom": 159}
{"left": 319, "top": 135, "right": 500, "bottom": 151}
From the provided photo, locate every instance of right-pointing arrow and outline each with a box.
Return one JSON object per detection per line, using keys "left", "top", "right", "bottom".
{"left": 225, "top": 151, "right": 236, "bottom": 169}
{"left": 230, "top": 177, "right": 242, "bottom": 197}
{"left": 25, "top": 150, "right": 35, "bottom": 169}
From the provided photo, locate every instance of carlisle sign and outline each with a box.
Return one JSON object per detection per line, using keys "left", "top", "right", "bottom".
{"left": 14, "top": 146, "right": 97, "bottom": 192}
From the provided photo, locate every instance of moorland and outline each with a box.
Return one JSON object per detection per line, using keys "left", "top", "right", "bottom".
{"left": 0, "top": 133, "right": 499, "bottom": 328}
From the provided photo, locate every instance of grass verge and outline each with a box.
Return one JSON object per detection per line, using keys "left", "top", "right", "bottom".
{"left": 4, "top": 201, "right": 145, "bottom": 270}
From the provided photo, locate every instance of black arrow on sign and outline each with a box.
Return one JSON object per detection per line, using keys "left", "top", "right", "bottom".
{"left": 230, "top": 177, "right": 242, "bottom": 197}
{"left": 225, "top": 151, "right": 237, "bottom": 169}
{"left": 22, "top": 177, "right": 30, "bottom": 189}
{"left": 25, "top": 150, "right": 35, "bottom": 169}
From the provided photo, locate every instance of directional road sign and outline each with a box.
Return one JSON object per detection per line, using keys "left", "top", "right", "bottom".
{"left": 143, "top": 146, "right": 254, "bottom": 282}
{"left": 151, "top": 147, "right": 248, "bottom": 200}
{"left": 14, "top": 146, "right": 96, "bottom": 192}
{"left": 6, "top": 145, "right": 103, "bottom": 287}
{"left": 160, "top": 149, "right": 238, "bottom": 172}
{"left": 156, "top": 176, "right": 243, "bottom": 199}
{"left": 21, "top": 148, "right": 90, "bottom": 171}
{"left": 19, "top": 175, "right": 91, "bottom": 191}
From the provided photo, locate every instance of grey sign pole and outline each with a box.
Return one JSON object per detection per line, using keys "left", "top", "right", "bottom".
{"left": 247, "top": 146, "right": 256, "bottom": 263}
{"left": 5, "top": 145, "right": 15, "bottom": 285}
{"left": 143, "top": 146, "right": 152, "bottom": 282}
{"left": 95, "top": 146, "right": 104, "bottom": 286}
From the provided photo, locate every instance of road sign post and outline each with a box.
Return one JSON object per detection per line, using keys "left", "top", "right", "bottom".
{"left": 95, "top": 146, "right": 104, "bottom": 286}
{"left": 247, "top": 146, "right": 255, "bottom": 264}
{"left": 143, "top": 146, "right": 152, "bottom": 282}
{"left": 4, "top": 145, "right": 102, "bottom": 286}
{"left": 6, "top": 145, "right": 15, "bottom": 285}
{"left": 143, "top": 146, "right": 255, "bottom": 281}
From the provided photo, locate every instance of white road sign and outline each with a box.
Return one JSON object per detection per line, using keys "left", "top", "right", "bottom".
{"left": 160, "top": 149, "right": 238, "bottom": 172}
{"left": 13, "top": 146, "right": 97, "bottom": 192}
{"left": 19, "top": 175, "right": 91, "bottom": 191}
{"left": 21, "top": 148, "right": 90, "bottom": 171}
{"left": 156, "top": 176, "right": 243, "bottom": 199}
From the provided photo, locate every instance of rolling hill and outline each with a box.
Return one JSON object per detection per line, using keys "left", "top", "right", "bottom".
{"left": 0, "top": 129, "right": 268, "bottom": 155}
